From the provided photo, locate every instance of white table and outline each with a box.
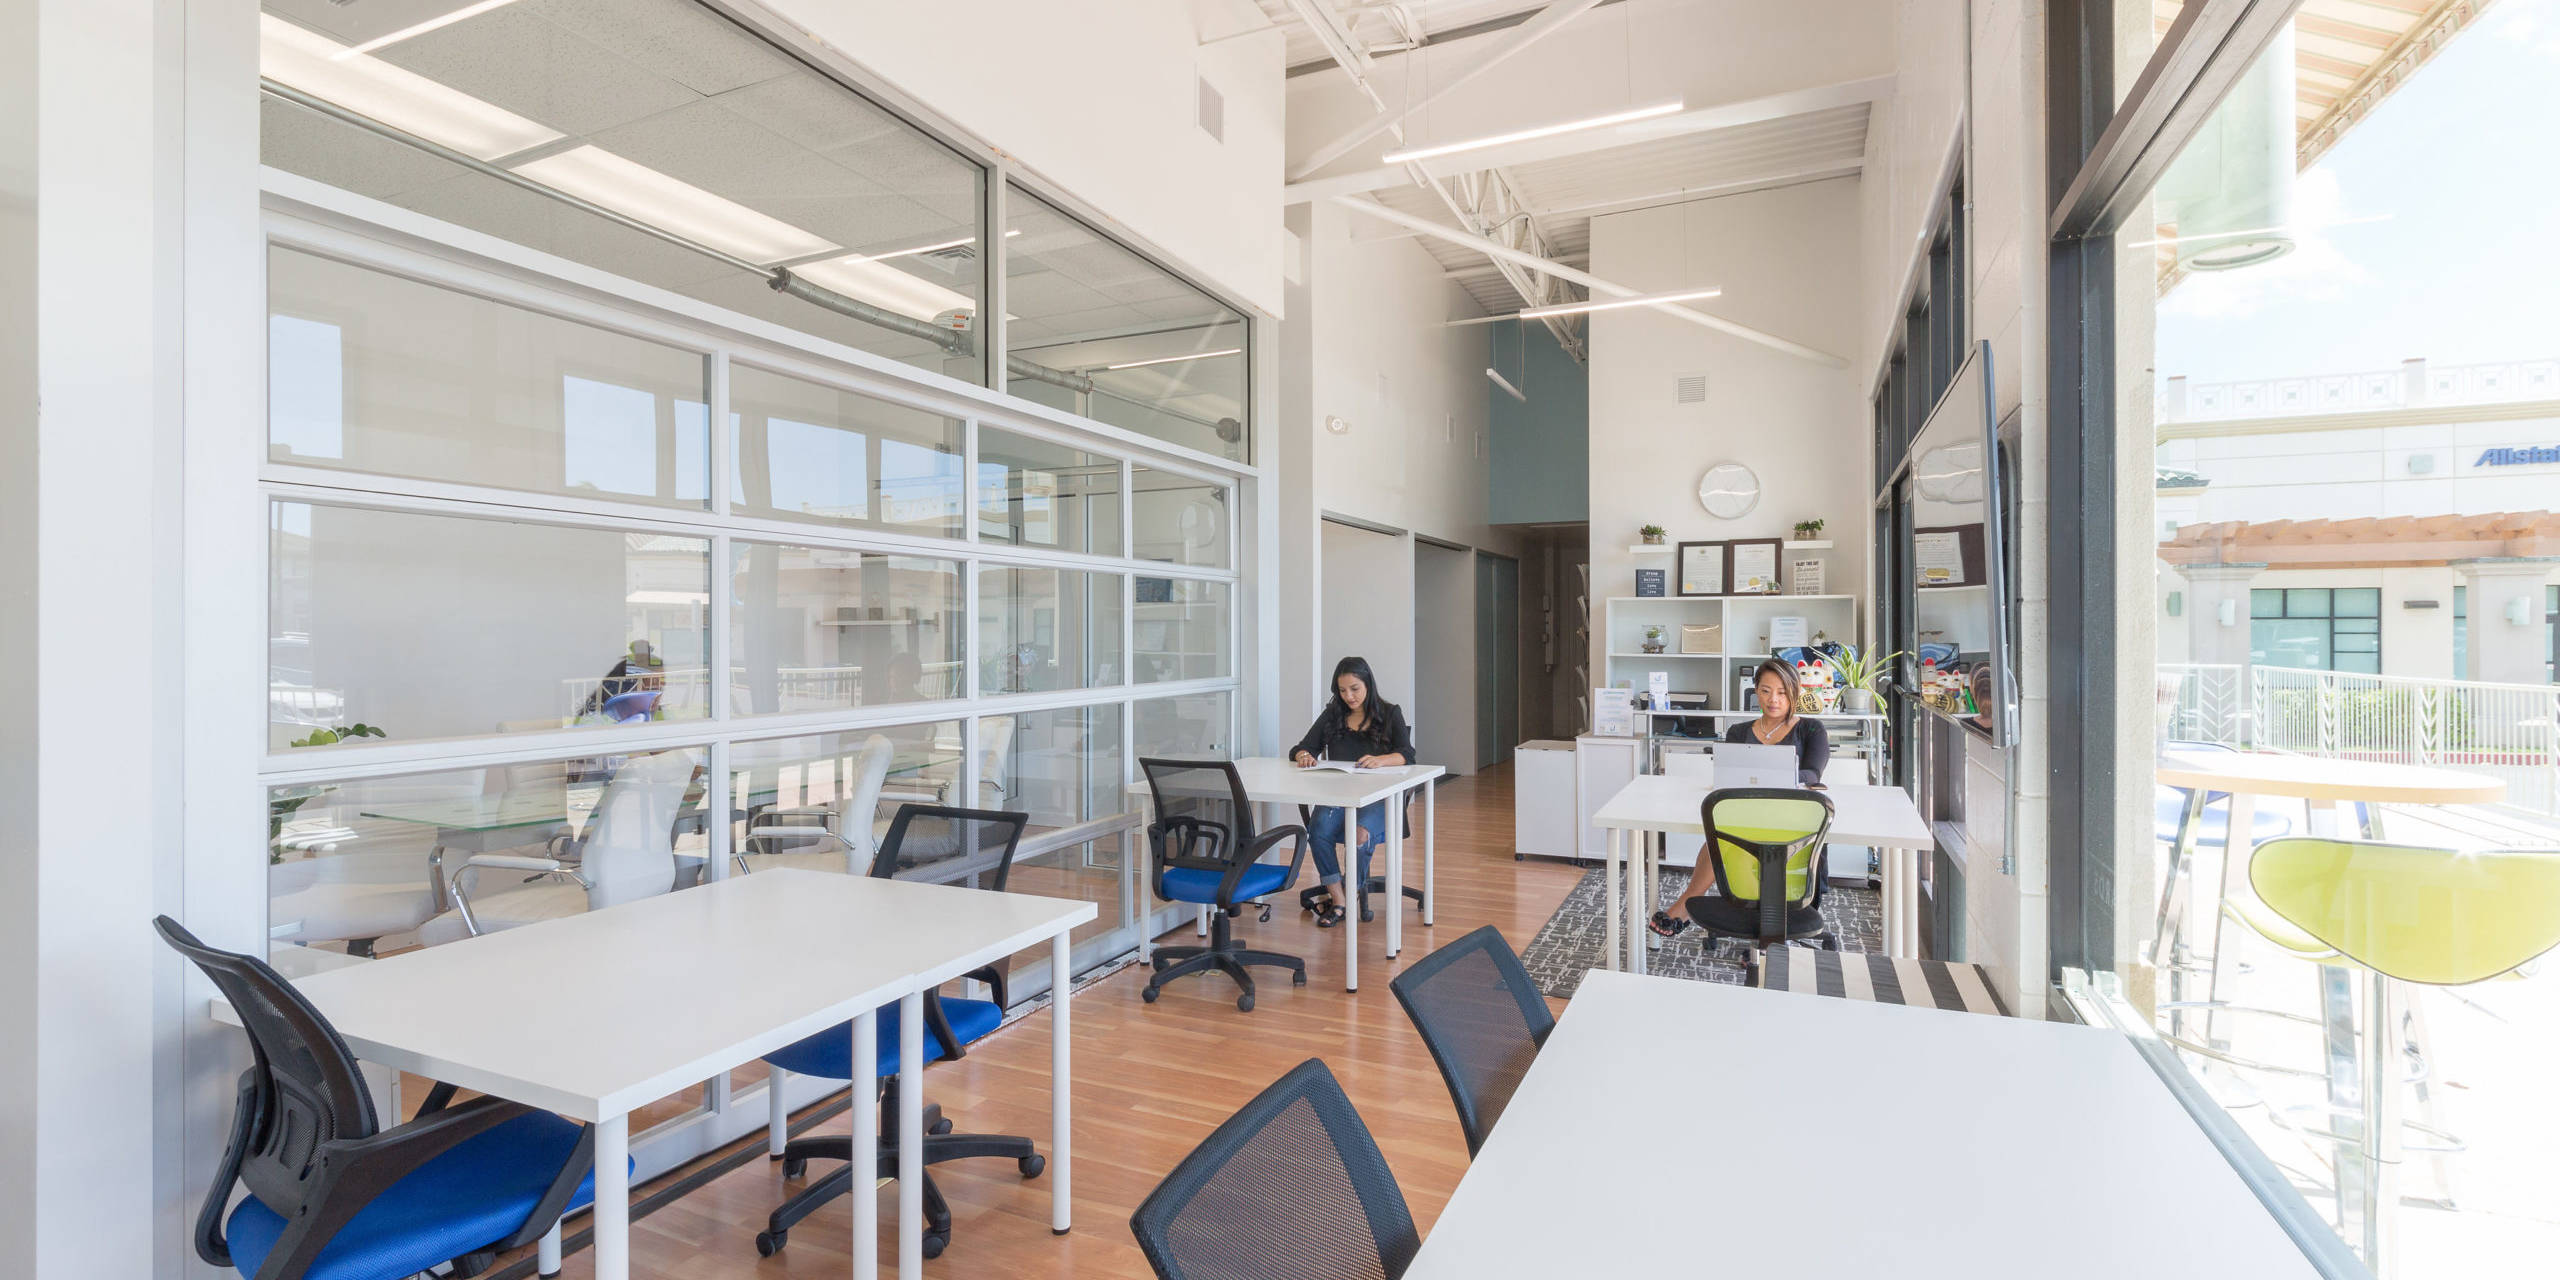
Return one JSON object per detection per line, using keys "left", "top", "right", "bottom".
{"left": 1404, "top": 971, "right": 2322, "bottom": 1279}
{"left": 1592, "top": 776, "right": 1932, "bottom": 972}
{"left": 215, "top": 869, "right": 1092, "bottom": 1280}
{"left": 1127, "top": 757, "right": 1444, "bottom": 992}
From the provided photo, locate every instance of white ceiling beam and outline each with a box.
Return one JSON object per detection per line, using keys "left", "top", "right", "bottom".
{"left": 1334, "top": 195, "right": 1846, "bottom": 367}
{"left": 1422, "top": 169, "right": 1586, "bottom": 361}
{"left": 1280, "top": 0, "right": 1386, "bottom": 110}
{"left": 1525, "top": 160, "right": 1865, "bottom": 221}
{"left": 1289, "top": 0, "right": 1608, "bottom": 181}
{"left": 1286, "top": 76, "right": 1892, "bottom": 203}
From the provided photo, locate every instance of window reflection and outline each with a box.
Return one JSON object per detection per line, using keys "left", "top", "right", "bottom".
{"left": 731, "top": 543, "right": 962, "bottom": 717}
{"left": 269, "top": 501, "right": 710, "bottom": 748}
{"left": 978, "top": 565, "right": 1123, "bottom": 694}
{"left": 1131, "top": 468, "right": 1230, "bottom": 571}
{"left": 730, "top": 363, "right": 962, "bottom": 537}
{"left": 978, "top": 428, "right": 1122, "bottom": 555}
{"left": 1134, "top": 578, "right": 1230, "bottom": 685}
{"left": 730, "top": 724, "right": 967, "bottom": 877}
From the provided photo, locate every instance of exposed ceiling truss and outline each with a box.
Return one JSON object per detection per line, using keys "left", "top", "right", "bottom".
{"left": 1423, "top": 168, "right": 1588, "bottom": 359}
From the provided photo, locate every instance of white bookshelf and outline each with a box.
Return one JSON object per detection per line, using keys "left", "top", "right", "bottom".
{"left": 1601, "top": 594, "right": 1859, "bottom": 710}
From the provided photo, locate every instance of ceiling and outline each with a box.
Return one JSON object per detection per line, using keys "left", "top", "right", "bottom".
{"left": 1254, "top": 0, "right": 1598, "bottom": 73}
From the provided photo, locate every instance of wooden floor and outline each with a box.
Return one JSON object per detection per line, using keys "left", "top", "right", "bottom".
{"left": 547, "top": 761, "right": 1577, "bottom": 1278}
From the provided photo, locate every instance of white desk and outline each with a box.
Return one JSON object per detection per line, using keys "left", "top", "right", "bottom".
{"left": 1405, "top": 971, "right": 2322, "bottom": 1279}
{"left": 1128, "top": 757, "right": 1444, "bottom": 991}
{"left": 1591, "top": 776, "right": 1932, "bottom": 972}
{"left": 215, "top": 869, "right": 1093, "bottom": 1280}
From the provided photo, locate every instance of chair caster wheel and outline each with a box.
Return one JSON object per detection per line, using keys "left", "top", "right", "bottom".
{"left": 923, "top": 1231, "right": 947, "bottom": 1260}
{"left": 1360, "top": 907, "right": 1375, "bottom": 923}
{"left": 1514, "top": 852, "right": 1526, "bottom": 861}
{"left": 755, "top": 1229, "right": 786, "bottom": 1257}
{"left": 1019, "top": 1152, "right": 1047, "bottom": 1178}
{"left": 1141, "top": 985, "right": 1161, "bottom": 1003}
{"left": 1292, "top": 969, "right": 1307, "bottom": 986}
{"left": 781, "top": 1157, "right": 807, "bottom": 1178}
{"left": 931, "top": 1116, "right": 954, "bottom": 1135}
{"left": 1236, "top": 993, "right": 1255, "bottom": 1012}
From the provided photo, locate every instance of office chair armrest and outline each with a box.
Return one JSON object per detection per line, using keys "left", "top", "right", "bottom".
{"left": 957, "top": 963, "right": 1009, "bottom": 1009}
{"left": 192, "top": 1071, "right": 261, "bottom": 1268}
{"left": 464, "top": 854, "right": 569, "bottom": 874}
{"left": 260, "top": 1096, "right": 532, "bottom": 1280}
{"left": 877, "top": 788, "right": 940, "bottom": 805}
{"left": 1219, "top": 824, "right": 1308, "bottom": 906}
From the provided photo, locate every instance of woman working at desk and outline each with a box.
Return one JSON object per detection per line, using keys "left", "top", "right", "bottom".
{"left": 1650, "top": 657, "right": 1827, "bottom": 938}
{"left": 1289, "top": 656, "right": 1415, "bottom": 928}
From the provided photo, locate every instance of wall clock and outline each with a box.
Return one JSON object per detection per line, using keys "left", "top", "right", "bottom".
{"left": 1697, "top": 461, "right": 1760, "bottom": 519}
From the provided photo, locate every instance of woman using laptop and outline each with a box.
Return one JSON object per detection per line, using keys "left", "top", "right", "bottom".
{"left": 1289, "top": 656, "right": 1415, "bottom": 928}
{"left": 1651, "top": 657, "right": 1828, "bottom": 938}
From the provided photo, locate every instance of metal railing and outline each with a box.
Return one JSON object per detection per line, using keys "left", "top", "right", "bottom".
{"left": 2156, "top": 663, "right": 2560, "bottom": 818}
{"left": 2156, "top": 357, "right": 2560, "bottom": 422}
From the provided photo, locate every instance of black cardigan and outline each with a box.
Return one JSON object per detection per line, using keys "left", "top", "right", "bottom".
{"left": 1722, "top": 716, "right": 1831, "bottom": 786}
{"left": 1291, "top": 700, "right": 1417, "bottom": 766}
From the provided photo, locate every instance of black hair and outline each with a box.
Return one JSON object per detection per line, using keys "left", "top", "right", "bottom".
{"left": 1326, "top": 656, "right": 1399, "bottom": 748}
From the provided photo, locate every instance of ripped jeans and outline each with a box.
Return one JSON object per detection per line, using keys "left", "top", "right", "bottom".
{"left": 1305, "top": 801, "right": 1388, "bottom": 888}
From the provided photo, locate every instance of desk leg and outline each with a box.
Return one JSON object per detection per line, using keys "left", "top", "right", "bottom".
{"left": 1423, "top": 781, "right": 1437, "bottom": 928}
{"left": 1051, "top": 930, "right": 1073, "bottom": 1235}
{"left": 592, "top": 1113, "right": 629, "bottom": 1280}
{"left": 899, "top": 992, "right": 925, "bottom": 1280}
{"left": 1132, "top": 796, "right": 1151, "bottom": 968}
{"left": 1628, "top": 831, "right": 1650, "bottom": 977}
{"left": 2201, "top": 790, "right": 2258, "bottom": 1051}
{"left": 1882, "top": 848, "right": 1909, "bottom": 960}
{"left": 852, "top": 1008, "right": 879, "bottom": 1280}
{"left": 1604, "top": 826, "right": 1622, "bottom": 973}
{"left": 1386, "top": 799, "right": 1405, "bottom": 959}
{"left": 1343, "top": 834, "right": 1360, "bottom": 992}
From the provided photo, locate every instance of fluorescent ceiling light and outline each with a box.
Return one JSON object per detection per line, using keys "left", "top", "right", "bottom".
{"left": 1379, "top": 101, "right": 1683, "bottom": 165}
{"left": 1517, "top": 286, "right": 1721, "bottom": 320}
{"left": 794, "top": 255, "right": 977, "bottom": 323}
{"left": 1486, "top": 368, "right": 1527, "bottom": 402}
{"left": 849, "top": 228, "right": 1024, "bottom": 264}
{"left": 513, "top": 146, "right": 839, "bottom": 265}
{"left": 260, "top": 15, "right": 561, "bottom": 160}
{"left": 339, "top": 0, "right": 526, "bottom": 58}
{"left": 1102, "top": 348, "right": 1242, "bottom": 372}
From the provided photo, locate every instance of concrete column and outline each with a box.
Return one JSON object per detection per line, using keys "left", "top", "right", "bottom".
{"left": 2401, "top": 356, "right": 2429, "bottom": 407}
{"left": 2456, "top": 558, "right": 2559, "bottom": 685}
{"left": 2181, "top": 562, "right": 2268, "bottom": 670}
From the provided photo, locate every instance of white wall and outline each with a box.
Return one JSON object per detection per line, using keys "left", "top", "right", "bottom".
{"left": 1319, "top": 521, "right": 1413, "bottom": 729}
{"left": 762, "top": 0, "right": 1286, "bottom": 317}
{"left": 1585, "top": 177, "right": 1869, "bottom": 685}
{"left": 1415, "top": 542, "right": 1480, "bottom": 774}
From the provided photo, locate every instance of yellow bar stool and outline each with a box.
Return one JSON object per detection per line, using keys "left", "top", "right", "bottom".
{"left": 2250, "top": 837, "right": 2560, "bottom": 1277}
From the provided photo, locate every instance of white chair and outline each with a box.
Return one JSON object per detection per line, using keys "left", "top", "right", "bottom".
{"left": 977, "top": 714, "right": 1017, "bottom": 808}
{"left": 267, "top": 851, "right": 436, "bottom": 956}
{"left": 737, "top": 735, "right": 919, "bottom": 876}
{"left": 415, "top": 748, "right": 701, "bottom": 945}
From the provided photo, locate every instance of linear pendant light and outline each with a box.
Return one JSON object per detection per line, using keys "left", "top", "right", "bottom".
{"left": 1103, "top": 348, "right": 1242, "bottom": 372}
{"left": 1379, "top": 100, "right": 1682, "bottom": 166}
{"left": 260, "top": 15, "right": 560, "bottom": 160}
{"left": 340, "top": 0, "right": 527, "bottom": 58}
{"left": 1517, "top": 286, "right": 1720, "bottom": 319}
{"left": 512, "top": 146, "right": 840, "bottom": 265}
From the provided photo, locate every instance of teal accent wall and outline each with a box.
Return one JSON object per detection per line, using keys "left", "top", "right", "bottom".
{"left": 1488, "top": 321, "right": 1588, "bottom": 524}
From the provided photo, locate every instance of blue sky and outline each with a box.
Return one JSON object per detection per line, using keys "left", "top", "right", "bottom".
{"left": 2152, "top": 0, "right": 2560, "bottom": 386}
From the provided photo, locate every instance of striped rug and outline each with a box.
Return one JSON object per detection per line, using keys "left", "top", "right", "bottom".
{"left": 1759, "top": 948, "right": 2012, "bottom": 1016}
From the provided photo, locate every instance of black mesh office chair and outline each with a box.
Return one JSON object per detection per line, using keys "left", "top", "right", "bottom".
{"left": 155, "top": 916, "right": 600, "bottom": 1280}
{"left": 1683, "top": 788, "right": 1839, "bottom": 984}
{"left": 1138, "top": 758, "right": 1310, "bottom": 1011}
{"left": 1129, "top": 1058, "right": 1419, "bottom": 1280}
{"left": 755, "top": 805, "right": 1044, "bottom": 1260}
{"left": 1388, "top": 926, "right": 1554, "bottom": 1158}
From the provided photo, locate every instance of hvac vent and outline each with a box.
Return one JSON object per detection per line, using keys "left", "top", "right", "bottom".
{"left": 918, "top": 243, "right": 977, "bottom": 265}
{"left": 1196, "top": 76, "right": 1224, "bottom": 143}
{"left": 1675, "top": 374, "right": 1707, "bottom": 404}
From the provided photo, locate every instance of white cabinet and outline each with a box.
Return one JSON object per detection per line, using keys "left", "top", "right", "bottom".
{"left": 1514, "top": 740, "right": 1577, "bottom": 858}
{"left": 1575, "top": 735, "right": 1642, "bottom": 860}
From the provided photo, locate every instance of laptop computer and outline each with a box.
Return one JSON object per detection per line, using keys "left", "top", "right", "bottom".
{"left": 1711, "top": 741, "right": 1802, "bottom": 789}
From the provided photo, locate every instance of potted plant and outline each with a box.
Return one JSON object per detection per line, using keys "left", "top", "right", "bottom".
{"left": 1640, "top": 624, "right": 1668, "bottom": 654}
{"left": 1792, "top": 517, "right": 1826, "bottom": 541}
{"left": 1831, "top": 646, "right": 1905, "bottom": 714}
{"left": 1638, "top": 524, "right": 1667, "bottom": 545}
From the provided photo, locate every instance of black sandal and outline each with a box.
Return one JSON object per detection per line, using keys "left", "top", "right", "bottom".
{"left": 1649, "top": 910, "right": 1690, "bottom": 938}
{"left": 1305, "top": 891, "right": 1347, "bottom": 929}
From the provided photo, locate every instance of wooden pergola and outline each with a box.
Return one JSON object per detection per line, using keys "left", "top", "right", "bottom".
{"left": 2159, "top": 511, "right": 2560, "bottom": 571}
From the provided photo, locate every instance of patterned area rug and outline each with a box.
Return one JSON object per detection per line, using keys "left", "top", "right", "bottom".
{"left": 1517, "top": 866, "right": 1884, "bottom": 1000}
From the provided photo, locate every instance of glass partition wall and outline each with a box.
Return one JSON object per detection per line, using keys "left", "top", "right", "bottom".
{"left": 2055, "top": 1, "right": 2560, "bottom": 1272}
{"left": 254, "top": 0, "right": 1251, "bottom": 1180}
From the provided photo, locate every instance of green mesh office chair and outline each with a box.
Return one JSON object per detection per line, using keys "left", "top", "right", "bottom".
{"left": 2250, "top": 838, "right": 2560, "bottom": 1275}
{"left": 1682, "top": 788, "right": 1836, "bottom": 984}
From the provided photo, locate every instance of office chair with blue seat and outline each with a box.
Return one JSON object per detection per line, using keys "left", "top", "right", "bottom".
{"left": 752, "top": 804, "right": 1044, "bottom": 1260}
{"left": 155, "top": 915, "right": 608, "bottom": 1280}
{"left": 1390, "top": 925, "right": 1553, "bottom": 1158}
{"left": 1129, "top": 1058, "right": 1419, "bottom": 1280}
{"left": 1138, "top": 758, "right": 1310, "bottom": 1011}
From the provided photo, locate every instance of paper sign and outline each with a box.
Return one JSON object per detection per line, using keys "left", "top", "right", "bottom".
{"left": 1648, "top": 671, "right": 1670, "bottom": 706}
{"left": 1789, "top": 558, "right": 1824, "bottom": 595}
{"left": 1593, "top": 687, "right": 1636, "bottom": 737}
{"left": 1916, "top": 531, "right": 1965, "bottom": 586}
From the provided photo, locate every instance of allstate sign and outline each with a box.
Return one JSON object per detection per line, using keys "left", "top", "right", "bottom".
{"left": 2475, "top": 445, "right": 2560, "bottom": 467}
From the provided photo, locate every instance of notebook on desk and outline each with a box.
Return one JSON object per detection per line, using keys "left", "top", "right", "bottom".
{"left": 1711, "top": 742, "right": 1801, "bottom": 789}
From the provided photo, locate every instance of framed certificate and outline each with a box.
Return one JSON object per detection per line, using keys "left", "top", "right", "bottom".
{"left": 1728, "top": 539, "right": 1782, "bottom": 594}
{"left": 1675, "top": 541, "right": 1726, "bottom": 596}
